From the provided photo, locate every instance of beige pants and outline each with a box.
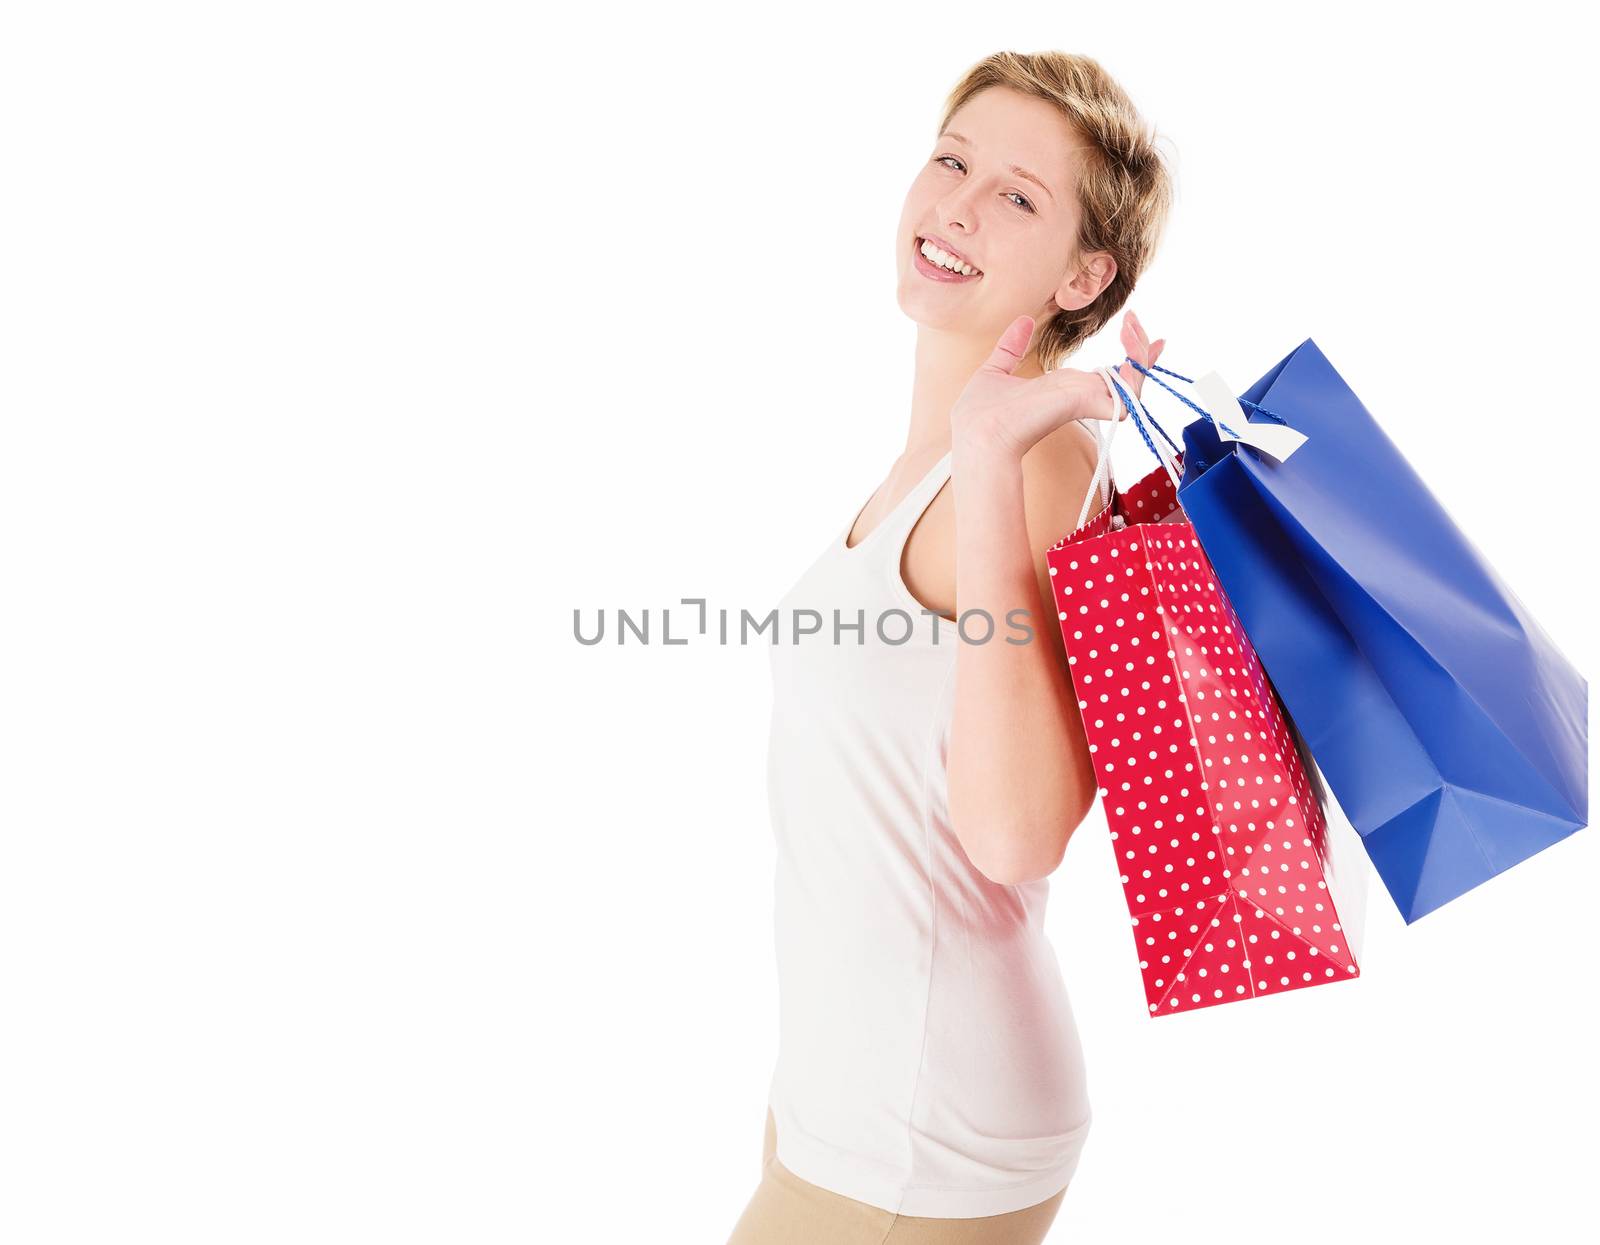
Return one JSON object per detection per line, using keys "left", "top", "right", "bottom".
{"left": 725, "top": 1108, "right": 1067, "bottom": 1244}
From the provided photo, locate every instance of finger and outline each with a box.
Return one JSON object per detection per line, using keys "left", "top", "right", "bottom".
{"left": 1120, "top": 314, "right": 1146, "bottom": 363}
{"left": 1120, "top": 337, "right": 1145, "bottom": 385}
{"left": 1130, "top": 309, "right": 1149, "bottom": 343}
{"left": 1033, "top": 368, "right": 1121, "bottom": 424}
{"left": 983, "top": 315, "right": 1035, "bottom": 375}
{"left": 1120, "top": 323, "right": 1151, "bottom": 387}
{"left": 1125, "top": 310, "right": 1149, "bottom": 353}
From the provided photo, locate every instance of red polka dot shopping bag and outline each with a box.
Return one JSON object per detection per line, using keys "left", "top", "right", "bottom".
{"left": 1046, "top": 370, "right": 1366, "bottom": 1017}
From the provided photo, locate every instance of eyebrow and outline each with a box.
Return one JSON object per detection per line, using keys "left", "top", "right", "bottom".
{"left": 939, "top": 130, "right": 1057, "bottom": 202}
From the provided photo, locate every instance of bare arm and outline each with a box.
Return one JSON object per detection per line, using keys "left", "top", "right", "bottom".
{"left": 943, "top": 312, "right": 1163, "bottom": 885}
{"left": 946, "top": 424, "right": 1105, "bottom": 885}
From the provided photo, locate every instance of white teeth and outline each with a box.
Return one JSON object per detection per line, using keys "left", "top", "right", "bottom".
{"left": 919, "top": 238, "right": 979, "bottom": 276}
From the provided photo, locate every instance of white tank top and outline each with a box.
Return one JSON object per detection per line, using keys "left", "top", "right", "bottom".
{"left": 763, "top": 447, "right": 1093, "bottom": 1220}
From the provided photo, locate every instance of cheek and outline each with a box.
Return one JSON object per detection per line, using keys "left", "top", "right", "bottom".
{"left": 902, "top": 169, "right": 952, "bottom": 220}
{"left": 999, "top": 232, "right": 1074, "bottom": 300}
{"left": 895, "top": 194, "right": 919, "bottom": 236}
{"left": 983, "top": 236, "right": 1052, "bottom": 297}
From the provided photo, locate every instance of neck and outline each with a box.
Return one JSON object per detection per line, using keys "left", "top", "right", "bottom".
{"left": 905, "top": 322, "right": 1044, "bottom": 459}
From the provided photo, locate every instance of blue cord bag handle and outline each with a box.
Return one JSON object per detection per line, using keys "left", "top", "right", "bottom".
{"left": 1078, "top": 359, "right": 1308, "bottom": 530}
{"left": 1109, "top": 358, "right": 1308, "bottom": 477}
{"left": 1122, "top": 359, "right": 1296, "bottom": 430}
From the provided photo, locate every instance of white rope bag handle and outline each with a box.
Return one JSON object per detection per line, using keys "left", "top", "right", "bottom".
{"left": 1074, "top": 367, "right": 1131, "bottom": 531}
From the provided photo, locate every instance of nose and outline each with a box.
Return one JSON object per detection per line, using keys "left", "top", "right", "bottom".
{"left": 935, "top": 182, "right": 982, "bottom": 237}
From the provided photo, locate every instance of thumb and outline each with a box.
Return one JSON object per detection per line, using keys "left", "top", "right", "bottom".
{"left": 982, "top": 315, "right": 1035, "bottom": 374}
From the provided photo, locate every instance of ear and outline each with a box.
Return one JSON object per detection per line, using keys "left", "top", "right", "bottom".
{"left": 1053, "top": 251, "right": 1118, "bottom": 313}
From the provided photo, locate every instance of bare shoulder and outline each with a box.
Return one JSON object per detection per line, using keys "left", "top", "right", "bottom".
{"left": 1013, "top": 420, "right": 1108, "bottom": 656}
{"left": 1020, "top": 419, "right": 1108, "bottom": 551}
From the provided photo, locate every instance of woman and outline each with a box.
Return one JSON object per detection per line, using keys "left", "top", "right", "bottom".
{"left": 727, "top": 51, "right": 1173, "bottom": 1244}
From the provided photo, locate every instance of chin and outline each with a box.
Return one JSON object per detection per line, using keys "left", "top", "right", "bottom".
{"left": 895, "top": 285, "right": 982, "bottom": 334}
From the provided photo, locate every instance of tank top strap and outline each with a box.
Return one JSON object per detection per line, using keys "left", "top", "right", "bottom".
{"left": 869, "top": 448, "right": 952, "bottom": 558}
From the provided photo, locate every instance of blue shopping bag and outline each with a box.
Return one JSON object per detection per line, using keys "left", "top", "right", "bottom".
{"left": 1105, "top": 341, "right": 1588, "bottom": 923}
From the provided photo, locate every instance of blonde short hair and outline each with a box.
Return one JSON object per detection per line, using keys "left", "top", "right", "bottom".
{"left": 938, "top": 51, "right": 1175, "bottom": 371}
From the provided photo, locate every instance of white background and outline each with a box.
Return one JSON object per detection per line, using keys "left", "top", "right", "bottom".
{"left": 2, "top": 2, "right": 1595, "bottom": 1242}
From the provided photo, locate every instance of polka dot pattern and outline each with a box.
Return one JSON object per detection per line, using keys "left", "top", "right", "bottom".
{"left": 1046, "top": 458, "right": 1362, "bottom": 1016}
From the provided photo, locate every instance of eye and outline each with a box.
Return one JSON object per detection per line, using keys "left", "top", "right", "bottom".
{"left": 932, "top": 155, "right": 1037, "bottom": 214}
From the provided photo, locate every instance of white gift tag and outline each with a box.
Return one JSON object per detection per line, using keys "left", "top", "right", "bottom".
{"left": 1194, "top": 370, "right": 1309, "bottom": 463}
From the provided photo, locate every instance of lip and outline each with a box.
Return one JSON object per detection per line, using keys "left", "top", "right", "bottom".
{"left": 916, "top": 232, "right": 982, "bottom": 273}
{"left": 913, "top": 233, "right": 983, "bottom": 282}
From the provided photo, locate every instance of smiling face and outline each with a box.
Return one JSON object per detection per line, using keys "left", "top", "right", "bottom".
{"left": 895, "top": 85, "right": 1114, "bottom": 356}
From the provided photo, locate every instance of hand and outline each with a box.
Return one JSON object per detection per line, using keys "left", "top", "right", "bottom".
{"left": 950, "top": 310, "right": 1167, "bottom": 462}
